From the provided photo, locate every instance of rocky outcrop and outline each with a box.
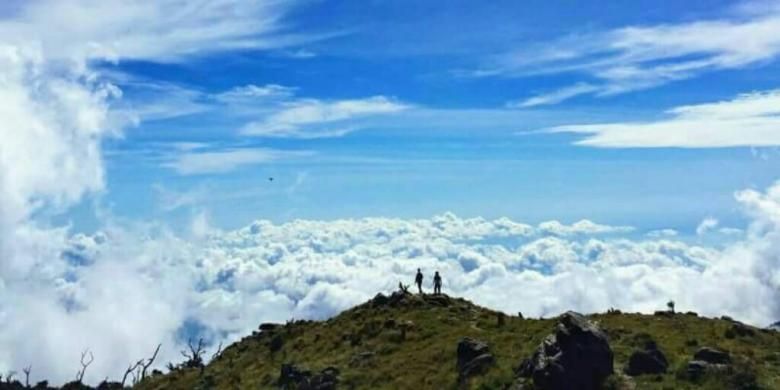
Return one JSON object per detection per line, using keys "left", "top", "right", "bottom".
{"left": 693, "top": 347, "right": 731, "bottom": 365}
{"left": 516, "top": 311, "right": 613, "bottom": 390}
{"left": 685, "top": 347, "right": 731, "bottom": 380}
{"left": 456, "top": 338, "right": 495, "bottom": 383}
{"left": 624, "top": 340, "right": 668, "bottom": 376}
{"left": 278, "top": 364, "right": 339, "bottom": 390}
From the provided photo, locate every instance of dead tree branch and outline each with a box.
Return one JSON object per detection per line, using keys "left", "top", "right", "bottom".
{"left": 140, "top": 343, "right": 162, "bottom": 380}
{"left": 180, "top": 338, "right": 205, "bottom": 368}
{"left": 210, "top": 341, "right": 223, "bottom": 361}
{"left": 23, "top": 366, "right": 31, "bottom": 387}
{"left": 121, "top": 360, "right": 143, "bottom": 387}
{"left": 76, "top": 349, "right": 94, "bottom": 383}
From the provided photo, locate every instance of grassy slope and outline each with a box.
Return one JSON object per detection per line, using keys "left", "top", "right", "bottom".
{"left": 136, "top": 294, "right": 780, "bottom": 389}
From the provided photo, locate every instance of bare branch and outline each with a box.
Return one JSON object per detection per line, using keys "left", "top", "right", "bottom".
{"left": 23, "top": 365, "right": 31, "bottom": 387}
{"left": 76, "top": 349, "right": 94, "bottom": 383}
{"left": 121, "top": 360, "right": 143, "bottom": 387}
{"left": 210, "top": 341, "right": 223, "bottom": 361}
{"left": 180, "top": 338, "right": 206, "bottom": 368}
{"left": 140, "top": 343, "right": 162, "bottom": 380}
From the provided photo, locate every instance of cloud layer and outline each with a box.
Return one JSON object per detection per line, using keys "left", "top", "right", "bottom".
{"left": 3, "top": 190, "right": 780, "bottom": 384}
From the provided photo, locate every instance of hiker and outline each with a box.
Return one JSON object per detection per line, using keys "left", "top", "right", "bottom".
{"left": 433, "top": 271, "right": 442, "bottom": 295}
{"left": 415, "top": 268, "right": 424, "bottom": 294}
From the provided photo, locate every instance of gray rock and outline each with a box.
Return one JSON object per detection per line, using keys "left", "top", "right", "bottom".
{"left": 686, "top": 360, "right": 709, "bottom": 380}
{"left": 624, "top": 341, "right": 668, "bottom": 376}
{"left": 457, "top": 338, "right": 495, "bottom": 382}
{"left": 371, "top": 293, "right": 389, "bottom": 307}
{"left": 516, "top": 311, "right": 613, "bottom": 390}
{"left": 278, "top": 364, "right": 339, "bottom": 390}
{"left": 694, "top": 347, "right": 731, "bottom": 365}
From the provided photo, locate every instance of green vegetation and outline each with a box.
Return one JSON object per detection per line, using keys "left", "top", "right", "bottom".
{"left": 135, "top": 294, "right": 780, "bottom": 389}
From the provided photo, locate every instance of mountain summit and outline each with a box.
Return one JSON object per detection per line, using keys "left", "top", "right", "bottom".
{"left": 130, "top": 290, "right": 780, "bottom": 389}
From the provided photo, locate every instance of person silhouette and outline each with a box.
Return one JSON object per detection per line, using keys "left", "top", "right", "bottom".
{"left": 415, "top": 268, "right": 424, "bottom": 294}
{"left": 433, "top": 271, "right": 442, "bottom": 295}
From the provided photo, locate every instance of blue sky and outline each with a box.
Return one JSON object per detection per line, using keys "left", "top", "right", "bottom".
{"left": 7, "top": 1, "right": 780, "bottom": 381}
{"left": 59, "top": 0, "right": 779, "bottom": 235}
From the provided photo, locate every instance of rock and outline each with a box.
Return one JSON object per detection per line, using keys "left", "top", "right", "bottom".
{"left": 371, "top": 293, "right": 389, "bottom": 307}
{"left": 516, "top": 311, "right": 613, "bottom": 390}
{"left": 461, "top": 354, "right": 496, "bottom": 383}
{"left": 653, "top": 310, "right": 673, "bottom": 317}
{"left": 457, "top": 338, "right": 495, "bottom": 383}
{"left": 279, "top": 364, "right": 311, "bottom": 386}
{"left": 686, "top": 360, "right": 709, "bottom": 380}
{"left": 384, "top": 318, "right": 397, "bottom": 328}
{"left": 769, "top": 321, "right": 780, "bottom": 331}
{"left": 721, "top": 315, "right": 734, "bottom": 321}
{"left": 278, "top": 364, "right": 339, "bottom": 390}
{"left": 309, "top": 366, "right": 339, "bottom": 390}
{"left": 96, "top": 381, "right": 123, "bottom": 390}
{"left": 694, "top": 347, "right": 731, "bottom": 365}
{"left": 624, "top": 341, "right": 668, "bottom": 376}
{"left": 259, "top": 322, "right": 280, "bottom": 331}
{"left": 424, "top": 294, "right": 451, "bottom": 307}
{"left": 685, "top": 311, "right": 699, "bottom": 317}
{"left": 725, "top": 322, "right": 756, "bottom": 338}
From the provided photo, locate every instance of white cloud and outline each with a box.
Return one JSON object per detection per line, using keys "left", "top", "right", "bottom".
{"left": 0, "top": 0, "right": 308, "bottom": 62}
{"left": 508, "top": 83, "right": 599, "bottom": 108}
{"left": 282, "top": 49, "right": 318, "bottom": 59}
{"left": 548, "top": 89, "right": 780, "bottom": 147}
{"left": 163, "top": 148, "right": 313, "bottom": 175}
{"left": 537, "top": 219, "right": 634, "bottom": 236}
{"left": 214, "top": 84, "right": 297, "bottom": 103}
{"left": 647, "top": 229, "right": 679, "bottom": 238}
{"left": 488, "top": 5, "right": 780, "bottom": 105}
{"left": 697, "top": 217, "right": 720, "bottom": 236}
{"left": 0, "top": 0, "right": 314, "bottom": 383}
{"left": 240, "top": 96, "right": 410, "bottom": 138}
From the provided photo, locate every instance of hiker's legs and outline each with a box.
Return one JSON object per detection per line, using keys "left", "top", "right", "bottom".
{"left": 417, "top": 282, "right": 422, "bottom": 294}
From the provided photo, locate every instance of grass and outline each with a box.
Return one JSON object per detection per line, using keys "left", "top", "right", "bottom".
{"left": 135, "top": 294, "right": 780, "bottom": 389}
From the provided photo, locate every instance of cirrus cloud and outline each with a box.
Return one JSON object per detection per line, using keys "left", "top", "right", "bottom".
{"left": 547, "top": 89, "right": 780, "bottom": 147}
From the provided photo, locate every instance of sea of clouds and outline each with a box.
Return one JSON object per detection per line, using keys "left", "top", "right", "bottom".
{"left": 3, "top": 194, "right": 780, "bottom": 383}
{"left": 2, "top": 0, "right": 780, "bottom": 385}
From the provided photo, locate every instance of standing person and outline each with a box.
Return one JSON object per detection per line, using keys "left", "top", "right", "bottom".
{"left": 433, "top": 271, "right": 442, "bottom": 295}
{"left": 415, "top": 268, "right": 424, "bottom": 294}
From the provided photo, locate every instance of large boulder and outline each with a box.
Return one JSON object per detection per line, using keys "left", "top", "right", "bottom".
{"left": 456, "top": 338, "right": 495, "bottom": 382}
{"left": 683, "top": 347, "right": 731, "bottom": 381}
{"left": 624, "top": 341, "right": 668, "bottom": 376}
{"left": 516, "top": 311, "right": 613, "bottom": 390}
{"left": 693, "top": 347, "right": 731, "bottom": 365}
